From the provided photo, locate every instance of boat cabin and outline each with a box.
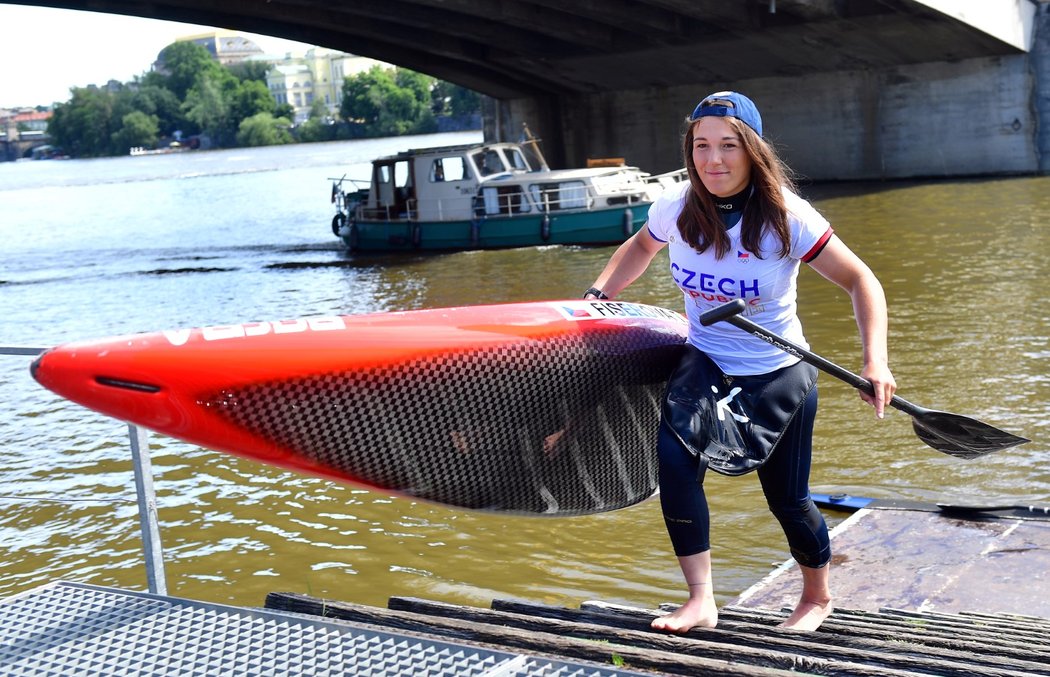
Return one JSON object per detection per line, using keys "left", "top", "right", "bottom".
{"left": 359, "top": 142, "right": 654, "bottom": 223}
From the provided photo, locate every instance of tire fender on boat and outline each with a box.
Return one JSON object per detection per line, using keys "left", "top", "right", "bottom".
{"left": 622, "top": 208, "right": 634, "bottom": 238}
{"left": 411, "top": 223, "right": 422, "bottom": 248}
{"left": 470, "top": 218, "right": 482, "bottom": 246}
{"left": 540, "top": 213, "right": 551, "bottom": 241}
{"left": 331, "top": 212, "right": 346, "bottom": 237}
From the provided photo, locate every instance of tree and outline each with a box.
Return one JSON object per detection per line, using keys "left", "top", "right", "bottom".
{"left": 295, "top": 98, "right": 333, "bottom": 143}
{"left": 340, "top": 65, "right": 388, "bottom": 125}
{"left": 339, "top": 65, "right": 441, "bottom": 136}
{"left": 430, "top": 80, "right": 481, "bottom": 117}
{"left": 229, "top": 79, "right": 276, "bottom": 125}
{"left": 157, "top": 41, "right": 225, "bottom": 100}
{"left": 226, "top": 60, "right": 272, "bottom": 83}
{"left": 48, "top": 87, "right": 117, "bottom": 157}
{"left": 236, "top": 112, "right": 293, "bottom": 146}
{"left": 111, "top": 111, "right": 160, "bottom": 154}
{"left": 183, "top": 73, "right": 231, "bottom": 144}
{"left": 128, "top": 84, "right": 184, "bottom": 137}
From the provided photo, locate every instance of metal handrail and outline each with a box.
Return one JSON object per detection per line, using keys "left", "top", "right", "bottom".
{"left": 1, "top": 345, "right": 167, "bottom": 594}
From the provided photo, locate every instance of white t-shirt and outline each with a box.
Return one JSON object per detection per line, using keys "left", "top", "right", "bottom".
{"left": 647, "top": 181, "right": 833, "bottom": 375}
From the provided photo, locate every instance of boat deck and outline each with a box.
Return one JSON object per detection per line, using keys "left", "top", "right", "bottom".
{"left": 734, "top": 501, "right": 1050, "bottom": 618}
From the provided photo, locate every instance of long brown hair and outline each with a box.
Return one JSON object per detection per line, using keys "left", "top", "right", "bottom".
{"left": 677, "top": 116, "right": 796, "bottom": 259}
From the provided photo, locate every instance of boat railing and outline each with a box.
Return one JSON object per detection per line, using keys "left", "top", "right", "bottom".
{"left": 645, "top": 167, "right": 688, "bottom": 190}
{"left": 1, "top": 345, "right": 167, "bottom": 596}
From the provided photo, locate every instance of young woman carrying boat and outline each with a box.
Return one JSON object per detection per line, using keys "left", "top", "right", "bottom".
{"left": 583, "top": 91, "right": 896, "bottom": 632}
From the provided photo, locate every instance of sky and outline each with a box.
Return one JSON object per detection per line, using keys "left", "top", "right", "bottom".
{"left": 0, "top": 4, "right": 320, "bottom": 109}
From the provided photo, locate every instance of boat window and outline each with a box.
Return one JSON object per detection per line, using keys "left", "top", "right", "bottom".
{"left": 376, "top": 165, "right": 391, "bottom": 185}
{"left": 430, "top": 157, "right": 468, "bottom": 182}
{"left": 529, "top": 181, "right": 589, "bottom": 211}
{"left": 394, "top": 161, "right": 411, "bottom": 189}
{"left": 505, "top": 148, "right": 531, "bottom": 171}
{"left": 477, "top": 186, "right": 530, "bottom": 215}
{"left": 473, "top": 149, "right": 505, "bottom": 177}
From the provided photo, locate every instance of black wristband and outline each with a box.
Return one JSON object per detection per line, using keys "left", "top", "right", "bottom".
{"left": 583, "top": 287, "right": 609, "bottom": 300}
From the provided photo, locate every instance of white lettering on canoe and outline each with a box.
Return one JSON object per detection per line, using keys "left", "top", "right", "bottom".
{"left": 554, "top": 301, "right": 685, "bottom": 323}
{"left": 163, "top": 316, "right": 347, "bottom": 346}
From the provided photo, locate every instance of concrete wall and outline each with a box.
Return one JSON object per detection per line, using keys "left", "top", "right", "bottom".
{"left": 495, "top": 3, "right": 1050, "bottom": 181}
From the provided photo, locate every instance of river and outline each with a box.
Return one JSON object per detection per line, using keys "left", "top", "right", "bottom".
{"left": 0, "top": 132, "right": 1045, "bottom": 614}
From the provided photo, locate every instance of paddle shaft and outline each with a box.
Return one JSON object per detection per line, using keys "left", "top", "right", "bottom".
{"left": 699, "top": 300, "right": 924, "bottom": 417}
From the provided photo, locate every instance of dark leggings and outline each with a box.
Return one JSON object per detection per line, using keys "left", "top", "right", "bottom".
{"left": 656, "top": 386, "right": 830, "bottom": 568}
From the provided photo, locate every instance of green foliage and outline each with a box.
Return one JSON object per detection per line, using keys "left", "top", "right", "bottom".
{"left": 236, "top": 112, "right": 293, "bottom": 146}
{"left": 128, "top": 85, "right": 184, "bottom": 136}
{"left": 157, "top": 42, "right": 224, "bottom": 100}
{"left": 229, "top": 79, "right": 276, "bottom": 124}
{"left": 430, "top": 79, "right": 479, "bottom": 117}
{"left": 226, "top": 60, "right": 272, "bottom": 83}
{"left": 111, "top": 111, "right": 160, "bottom": 154}
{"left": 42, "top": 39, "right": 482, "bottom": 156}
{"left": 339, "top": 65, "right": 450, "bottom": 137}
{"left": 183, "top": 73, "right": 231, "bottom": 144}
{"left": 296, "top": 99, "right": 338, "bottom": 143}
{"left": 48, "top": 87, "right": 118, "bottom": 158}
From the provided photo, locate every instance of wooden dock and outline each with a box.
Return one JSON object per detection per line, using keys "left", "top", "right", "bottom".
{"left": 737, "top": 499, "right": 1050, "bottom": 617}
{"left": 267, "top": 591, "right": 1050, "bottom": 676}
{"left": 3, "top": 501, "right": 1049, "bottom": 675}
{"left": 265, "top": 500, "right": 1050, "bottom": 676}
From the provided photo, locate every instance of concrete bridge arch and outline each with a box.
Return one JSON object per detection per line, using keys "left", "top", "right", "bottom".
{"left": 14, "top": 0, "right": 1050, "bottom": 178}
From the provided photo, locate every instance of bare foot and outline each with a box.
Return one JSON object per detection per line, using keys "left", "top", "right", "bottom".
{"left": 778, "top": 599, "right": 833, "bottom": 631}
{"left": 650, "top": 595, "right": 718, "bottom": 633}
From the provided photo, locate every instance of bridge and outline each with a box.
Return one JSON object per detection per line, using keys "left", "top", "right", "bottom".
{"left": 1, "top": 120, "right": 52, "bottom": 161}
{"left": 9, "top": 0, "right": 1050, "bottom": 178}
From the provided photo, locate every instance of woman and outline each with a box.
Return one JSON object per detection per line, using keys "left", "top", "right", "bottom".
{"left": 583, "top": 91, "right": 896, "bottom": 633}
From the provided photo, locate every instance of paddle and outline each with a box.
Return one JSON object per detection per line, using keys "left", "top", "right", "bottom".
{"left": 698, "top": 299, "right": 1030, "bottom": 458}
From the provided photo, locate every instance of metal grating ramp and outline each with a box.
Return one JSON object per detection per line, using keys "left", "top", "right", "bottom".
{"left": 0, "top": 582, "right": 644, "bottom": 676}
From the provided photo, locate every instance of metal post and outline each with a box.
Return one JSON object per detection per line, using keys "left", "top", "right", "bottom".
{"left": 128, "top": 424, "right": 167, "bottom": 595}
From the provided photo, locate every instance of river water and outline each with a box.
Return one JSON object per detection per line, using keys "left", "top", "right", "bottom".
{"left": 0, "top": 132, "right": 1046, "bottom": 613}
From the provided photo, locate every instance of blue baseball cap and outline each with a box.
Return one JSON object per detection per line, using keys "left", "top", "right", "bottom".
{"left": 689, "top": 91, "right": 763, "bottom": 137}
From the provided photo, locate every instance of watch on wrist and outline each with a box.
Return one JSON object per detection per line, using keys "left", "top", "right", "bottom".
{"left": 583, "top": 287, "right": 609, "bottom": 300}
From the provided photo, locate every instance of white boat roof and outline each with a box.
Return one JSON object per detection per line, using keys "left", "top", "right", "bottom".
{"left": 373, "top": 142, "right": 524, "bottom": 163}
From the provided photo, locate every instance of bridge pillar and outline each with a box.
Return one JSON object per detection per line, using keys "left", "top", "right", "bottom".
{"left": 1033, "top": 3, "right": 1050, "bottom": 173}
{"left": 2, "top": 118, "right": 19, "bottom": 162}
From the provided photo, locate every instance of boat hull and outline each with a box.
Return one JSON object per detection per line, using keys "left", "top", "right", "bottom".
{"left": 341, "top": 204, "right": 649, "bottom": 252}
{"left": 31, "top": 301, "right": 688, "bottom": 515}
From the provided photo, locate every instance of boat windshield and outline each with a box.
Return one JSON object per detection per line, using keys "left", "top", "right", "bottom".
{"left": 472, "top": 149, "right": 506, "bottom": 177}
{"left": 429, "top": 156, "right": 469, "bottom": 182}
{"left": 505, "top": 147, "right": 531, "bottom": 171}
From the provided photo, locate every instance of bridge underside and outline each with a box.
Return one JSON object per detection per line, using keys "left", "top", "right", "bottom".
{"left": 13, "top": 0, "right": 1026, "bottom": 98}
{"left": 13, "top": 0, "right": 1046, "bottom": 178}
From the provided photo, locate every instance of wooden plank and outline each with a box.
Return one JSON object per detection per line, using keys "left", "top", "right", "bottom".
{"left": 574, "top": 601, "right": 1050, "bottom": 675}
{"left": 390, "top": 596, "right": 932, "bottom": 677}
{"left": 486, "top": 598, "right": 1044, "bottom": 677}
{"left": 265, "top": 592, "right": 798, "bottom": 676}
{"left": 717, "top": 607, "right": 1050, "bottom": 670}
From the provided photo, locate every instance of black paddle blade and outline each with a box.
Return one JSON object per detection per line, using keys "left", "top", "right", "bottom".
{"left": 910, "top": 410, "right": 1030, "bottom": 459}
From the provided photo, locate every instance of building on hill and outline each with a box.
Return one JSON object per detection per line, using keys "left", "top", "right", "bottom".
{"left": 265, "top": 48, "right": 383, "bottom": 124}
{"left": 155, "top": 31, "right": 385, "bottom": 125}
{"left": 176, "top": 31, "right": 265, "bottom": 66}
